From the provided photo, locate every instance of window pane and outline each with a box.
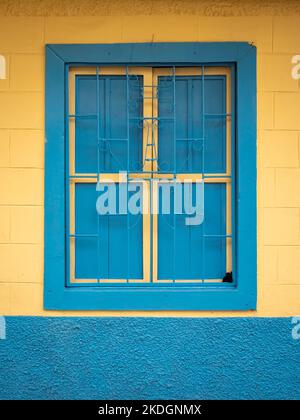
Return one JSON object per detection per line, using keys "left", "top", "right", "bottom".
{"left": 157, "top": 183, "right": 227, "bottom": 281}
{"left": 74, "top": 183, "right": 143, "bottom": 280}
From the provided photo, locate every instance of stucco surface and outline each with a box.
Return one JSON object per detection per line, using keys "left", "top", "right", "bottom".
{"left": 0, "top": 317, "right": 299, "bottom": 400}
{"left": 1, "top": 0, "right": 300, "bottom": 16}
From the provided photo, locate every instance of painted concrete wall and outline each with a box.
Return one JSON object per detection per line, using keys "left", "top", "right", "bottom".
{"left": 1, "top": 0, "right": 300, "bottom": 316}
{"left": 0, "top": 0, "right": 300, "bottom": 400}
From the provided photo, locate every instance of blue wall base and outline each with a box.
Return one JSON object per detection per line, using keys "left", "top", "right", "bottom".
{"left": 0, "top": 317, "right": 299, "bottom": 400}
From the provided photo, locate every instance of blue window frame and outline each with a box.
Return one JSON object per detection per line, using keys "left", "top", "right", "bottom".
{"left": 45, "top": 43, "right": 256, "bottom": 310}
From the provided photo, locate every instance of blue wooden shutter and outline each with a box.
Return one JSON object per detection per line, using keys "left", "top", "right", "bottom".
{"left": 74, "top": 75, "right": 143, "bottom": 281}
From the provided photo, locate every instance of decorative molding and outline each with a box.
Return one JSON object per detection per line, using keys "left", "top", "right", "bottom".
{"left": 0, "top": 0, "right": 300, "bottom": 17}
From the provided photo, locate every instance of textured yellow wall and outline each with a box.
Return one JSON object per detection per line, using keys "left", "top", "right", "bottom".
{"left": 0, "top": 0, "right": 300, "bottom": 316}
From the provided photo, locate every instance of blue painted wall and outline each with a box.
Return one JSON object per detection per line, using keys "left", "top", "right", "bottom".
{"left": 0, "top": 317, "right": 299, "bottom": 400}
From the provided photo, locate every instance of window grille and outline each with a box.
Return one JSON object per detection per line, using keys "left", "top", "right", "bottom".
{"left": 67, "top": 65, "right": 234, "bottom": 286}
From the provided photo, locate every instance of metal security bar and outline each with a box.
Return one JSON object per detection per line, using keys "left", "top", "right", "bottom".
{"left": 66, "top": 65, "right": 234, "bottom": 287}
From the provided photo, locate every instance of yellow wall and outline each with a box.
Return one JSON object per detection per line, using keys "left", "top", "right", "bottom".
{"left": 0, "top": 0, "right": 300, "bottom": 316}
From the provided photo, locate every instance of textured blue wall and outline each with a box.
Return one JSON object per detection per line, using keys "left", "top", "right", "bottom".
{"left": 0, "top": 317, "right": 299, "bottom": 400}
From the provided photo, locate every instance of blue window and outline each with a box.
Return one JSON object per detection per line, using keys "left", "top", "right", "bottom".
{"left": 45, "top": 43, "right": 256, "bottom": 310}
